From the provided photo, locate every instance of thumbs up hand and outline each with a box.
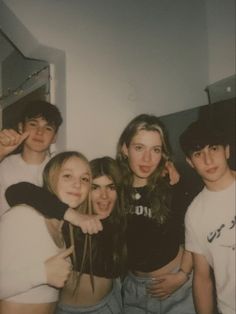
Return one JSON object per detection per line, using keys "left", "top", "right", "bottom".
{"left": 0, "top": 129, "right": 29, "bottom": 161}
{"left": 45, "top": 246, "right": 74, "bottom": 288}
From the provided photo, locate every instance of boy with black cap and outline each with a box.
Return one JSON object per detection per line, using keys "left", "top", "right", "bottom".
{"left": 180, "top": 120, "right": 235, "bottom": 314}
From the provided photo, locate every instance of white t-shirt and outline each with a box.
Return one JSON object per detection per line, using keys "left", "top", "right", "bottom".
{"left": 0, "top": 153, "right": 49, "bottom": 215}
{"left": 185, "top": 180, "right": 236, "bottom": 314}
{"left": 0, "top": 205, "right": 62, "bottom": 302}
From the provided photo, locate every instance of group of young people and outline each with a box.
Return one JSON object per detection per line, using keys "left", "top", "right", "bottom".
{"left": 0, "top": 100, "right": 235, "bottom": 314}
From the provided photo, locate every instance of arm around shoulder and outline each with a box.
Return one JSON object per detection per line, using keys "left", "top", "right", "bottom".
{"left": 5, "top": 182, "right": 68, "bottom": 219}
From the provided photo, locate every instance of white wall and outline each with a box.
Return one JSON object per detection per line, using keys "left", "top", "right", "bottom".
{"left": 206, "top": 0, "right": 235, "bottom": 84}
{"left": 1, "top": 0, "right": 234, "bottom": 159}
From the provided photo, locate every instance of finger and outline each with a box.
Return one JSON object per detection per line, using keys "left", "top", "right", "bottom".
{"left": 80, "top": 224, "right": 88, "bottom": 234}
{"left": 18, "top": 131, "right": 30, "bottom": 144}
{"left": 87, "top": 224, "right": 95, "bottom": 235}
{"left": 0, "top": 136, "right": 10, "bottom": 146}
{"left": 96, "top": 219, "right": 103, "bottom": 231}
{"left": 85, "top": 220, "right": 100, "bottom": 234}
{"left": 94, "top": 219, "right": 103, "bottom": 232}
{"left": 1, "top": 129, "right": 19, "bottom": 139}
{"left": 160, "top": 294, "right": 170, "bottom": 300}
{"left": 92, "top": 217, "right": 103, "bottom": 232}
{"left": 148, "top": 279, "right": 164, "bottom": 288}
{"left": 57, "top": 246, "right": 74, "bottom": 258}
{"left": 0, "top": 129, "right": 27, "bottom": 146}
{"left": 0, "top": 131, "right": 12, "bottom": 146}
{"left": 154, "top": 276, "right": 166, "bottom": 282}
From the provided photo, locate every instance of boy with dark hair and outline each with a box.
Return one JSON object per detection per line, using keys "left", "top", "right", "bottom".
{"left": 0, "top": 100, "right": 63, "bottom": 215}
{"left": 0, "top": 101, "right": 103, "bottom": 296}
{"left": 0, "top": 100, "right": 103, "bottom": 232}
{"left": 180, "top": 120, "right": 235, "bottom": 314}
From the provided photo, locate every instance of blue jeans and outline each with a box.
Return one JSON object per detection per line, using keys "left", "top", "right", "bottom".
{"left": 122, "top": 272, "right": 196, "bottom": 314}
{"left": 55, "top": 279, "right": 123, "bottom": 314}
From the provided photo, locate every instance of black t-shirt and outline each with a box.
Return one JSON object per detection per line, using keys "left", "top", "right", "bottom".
{"left": 126, "top": 185, "right": 183, "bottom": 272}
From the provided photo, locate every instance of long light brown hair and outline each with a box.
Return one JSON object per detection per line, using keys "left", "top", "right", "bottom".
{"left": 116, "top": 114, "right": 172, "bottom": 223}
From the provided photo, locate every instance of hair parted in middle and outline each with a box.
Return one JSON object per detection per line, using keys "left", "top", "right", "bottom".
{"left": 116, "top": 114, "right": 172, "bottom": 223}
{"left": 90, "top": 156, "right": 124, "bottom": 220}
{"left": 90, "top": 156, "right": 127, "bottom": 275}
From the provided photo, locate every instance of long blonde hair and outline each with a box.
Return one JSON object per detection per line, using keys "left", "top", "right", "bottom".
{"left": 43, "top": 151, "right": 94, "bottom": 292}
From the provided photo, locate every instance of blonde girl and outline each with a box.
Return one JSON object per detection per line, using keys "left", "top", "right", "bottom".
{"left": 116, "top": 114, "right": 195, "bottom": 314}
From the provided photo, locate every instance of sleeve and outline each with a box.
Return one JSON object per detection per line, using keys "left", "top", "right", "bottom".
{"left": 5, "top": 182, "right": 68, "bottom": 220}
{"left": 0, "top": 207, "right": 47, "bottom": 299}
{"left": 0, "top": 262, "right": 46, "bottom": 299}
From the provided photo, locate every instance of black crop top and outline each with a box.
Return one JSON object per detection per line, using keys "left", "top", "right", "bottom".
{"left": 126, "top": 185, "right": 184, "bottom": 272}
{"left": 6, "top": 182, "right": 124, "bottom": 278}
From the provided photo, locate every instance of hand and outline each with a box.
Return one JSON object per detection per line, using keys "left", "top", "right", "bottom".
{"left": 45, "top": 246, "right": 73, "bottom": 288}
{"left": 162, "top": 161, "right": 180, "bottom": 185}
{"left": 64, "top": 208, "right": 103, "bottom": 234}
{"left": 0, "top": 129, "right": 29, "bottom": 161}
{"left": 146, "top": 272, "right": 187, "bottom": 299}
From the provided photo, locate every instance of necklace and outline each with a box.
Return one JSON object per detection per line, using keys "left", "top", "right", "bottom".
{"left": 133, "top": 189, "right": 141, "bottom": 200}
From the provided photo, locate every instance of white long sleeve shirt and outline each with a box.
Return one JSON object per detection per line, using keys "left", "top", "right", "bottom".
{"left": 0, "top": 154, "right": 49, "bottom": 216}
{"left": 0, "top": 205, "right": 60, "bottom": 303}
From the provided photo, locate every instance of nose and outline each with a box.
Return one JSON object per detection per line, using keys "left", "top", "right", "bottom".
{"left": 203, "top": 151, "right": 213, "bottom": 165}
{"left": 143, "top": 150, "right": 151, "bottom": 162}
{"left": 36, "top": 126, "right": 44, "bottom": 135}
{"left": 73, "top": 178, "right": 81, "bottom": 188}
{"left": 100, "top": 188, "right": 108, "bottom": 199}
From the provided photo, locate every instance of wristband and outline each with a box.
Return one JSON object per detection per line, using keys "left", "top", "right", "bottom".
{"left": 178, "top": 268, "right": 191, "bottom": 281}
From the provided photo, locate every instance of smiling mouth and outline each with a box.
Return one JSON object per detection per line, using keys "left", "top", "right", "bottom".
{"left": 67, "top": 192, "right": 81, "bottom": 198}
{"left": 32, "top": 138, "right": 44, "bottom": 143}
{"left": 206, "top": 167, "right": 217, "bottom": 174}
{"left": 97, "top": 202, "right": 110, "bottom": 210}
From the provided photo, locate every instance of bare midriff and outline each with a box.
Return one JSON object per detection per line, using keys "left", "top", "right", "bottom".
{"left": 0, "top": 301, "right": 56, "bottom": 314}
{"left": 60, "top": 272, "right": 113, "bottom": 306}
{"left": 132, "top": 246, "right": 183, "bottom": 277}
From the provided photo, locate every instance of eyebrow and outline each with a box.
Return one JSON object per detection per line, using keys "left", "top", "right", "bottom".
{"left": 27, "top": 118, "right": 56, "bottom": 128}
{"left": 61, "top": 168, "right": 90, "bottom": 175}
{"left": 92, "top": 183, "right": 115, "bottom": 188}
{"left": 131, "top": 143, "right": 162, "bottom": 147}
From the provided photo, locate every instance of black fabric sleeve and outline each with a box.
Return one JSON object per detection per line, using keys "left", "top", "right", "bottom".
{"left": 5, "top": 182, "right": 68, "bottom": 220}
